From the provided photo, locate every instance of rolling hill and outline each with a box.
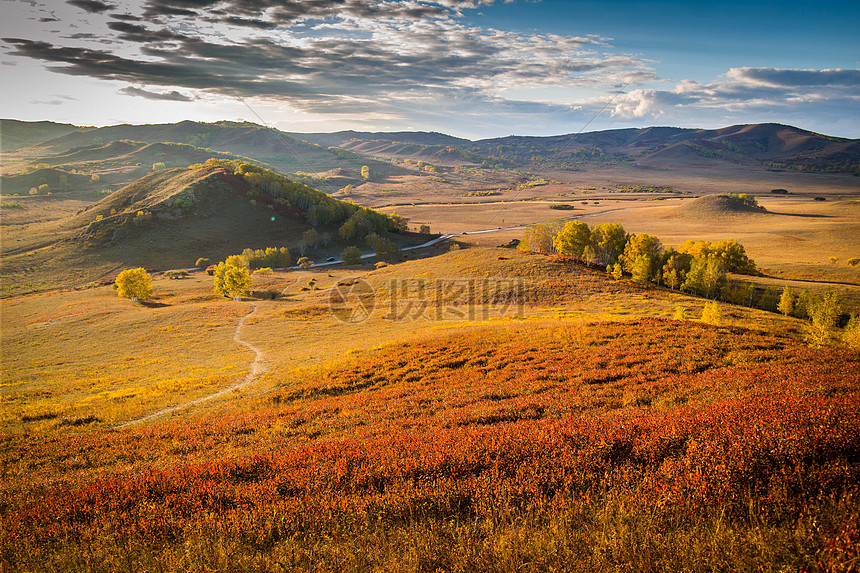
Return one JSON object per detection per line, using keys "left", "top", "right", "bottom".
{"left": 1, "top": 120, "right": 410, "bottom": 182}
{"left": 468, "top": 123, "right": 860, "bottom": 172}
{"left": 0, "top": 161, "right": 410, "bottom": 297}
{"left": 0, "top": 119, "right": 83, "bottom": 151}
{"left": 5, "top": 120, "right": 858, "bottom": 177}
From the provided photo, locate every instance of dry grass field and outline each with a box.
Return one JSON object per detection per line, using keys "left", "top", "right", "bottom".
{"left": 2, "top": 127, "right": 859, "bottom": 571}
{"left": 2, "top": 254, "right": 858, "bottom": 570}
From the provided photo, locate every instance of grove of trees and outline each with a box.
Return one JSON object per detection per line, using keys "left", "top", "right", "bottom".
{"left": 202, "top": 159, "right": 403, "bottom": 244}
{"left": 527, "top": 219, "right": 759, "bottom": 299}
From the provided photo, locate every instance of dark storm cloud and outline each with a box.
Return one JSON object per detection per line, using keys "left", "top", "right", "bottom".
{"left": 223, "top": 17, "right": 278, "bottom": 30}
{"left": 119, "top": 86, "right": 194, "bottom": 101}
{"left": 4, "top": 0, "right": 650, "bottom": 126}
{"left": 106, "top": 21, "right": 186, "bottom": 43}
{"left": 108, "top": 13, "right": 143, "bottom": 21}
{"left": 67, "top": 0, "right": 116, "bottom": 13}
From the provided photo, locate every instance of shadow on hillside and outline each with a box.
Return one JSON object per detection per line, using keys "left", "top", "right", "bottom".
{"left": 139, "top": 300, "right": 170, "bottom": 308}
{"left": 768, "top": 212, "right": 833, "bottom": 218}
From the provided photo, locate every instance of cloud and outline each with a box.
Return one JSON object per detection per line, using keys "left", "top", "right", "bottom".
{"left": 609, "top": 67, "right": 860, "bottom": 132}
{"left": 611, "top": 89, "right": 695, "bottom": 119}
{"left": 1, "top": 7, "right": 648, "bottom": 121}
{"left": 67, "top": 0, "right": 116, "bottom": 13}
{"left": 726, "top": 67, "right": 860, "bottom": 88}
{"left": 119, "top": 86, "right": 194, "bottom": 101}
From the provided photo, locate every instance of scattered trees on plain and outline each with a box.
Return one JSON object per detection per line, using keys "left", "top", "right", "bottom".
{"left": 115, "top": 268, "right": 153, "bottom": 301}
{"left": 238, "top": 247, "right": 291, "bottom": 270}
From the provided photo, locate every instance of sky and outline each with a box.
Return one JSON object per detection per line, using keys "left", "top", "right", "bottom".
{"left": 1, "top": 0, "right": 858, "bottom": 139}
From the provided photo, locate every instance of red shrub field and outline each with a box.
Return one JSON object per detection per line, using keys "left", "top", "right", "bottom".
{"left": 2, "top": 318, "right": 859, "bottom": 571}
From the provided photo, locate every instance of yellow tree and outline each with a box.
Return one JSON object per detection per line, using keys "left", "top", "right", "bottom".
{"left": 115, "top": 268, "right": 153, "bottom": 301}
{"left": 213, "top": 259, "right": 251, "bottom": 300}
{"left": 552, "top": 220, "right": 591, "bottom": 257}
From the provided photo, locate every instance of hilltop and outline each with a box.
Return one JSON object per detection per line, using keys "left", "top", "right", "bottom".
{"left": 4, "top": 120, "right": 858, "bottom": 176}
{"left": 1, "top": 119, "right": 410, "bottom": 181}
{"left": 0, "top": 161, "right": 413, "bottom": 297}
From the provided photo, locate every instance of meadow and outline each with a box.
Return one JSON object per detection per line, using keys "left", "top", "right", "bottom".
{"left": 1, "top": 120, "right": 859, "bottom": 571}
{"left": 2, "top": 247, "right": 859, "bottom": 571}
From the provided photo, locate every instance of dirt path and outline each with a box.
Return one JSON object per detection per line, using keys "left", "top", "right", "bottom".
{"left": 118, "top": 303, "right": 264, "bottom": 428}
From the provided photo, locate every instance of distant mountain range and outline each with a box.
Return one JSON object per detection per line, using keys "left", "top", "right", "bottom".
{"left": 3, "top": 119, "right": 858, "bottom": 175}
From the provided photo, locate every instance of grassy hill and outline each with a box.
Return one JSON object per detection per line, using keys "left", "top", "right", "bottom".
{"left": 469, "top": 123, "right": 860, "bottom": 173}
{"left": 0, "top": 162, "right": 410, "bottom": 297}
{"left": 0, "top": 244, "right": 857, "bottom": 571}
{"left": 0, "top": 119, "right": 83, "bottom": 151}
{"left": 3, "top": 120, "right": 410, "bottom": 183}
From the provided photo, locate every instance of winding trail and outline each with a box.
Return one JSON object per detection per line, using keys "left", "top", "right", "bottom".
{"left": 118, "top": 303, "right": 264, "bottom": 428}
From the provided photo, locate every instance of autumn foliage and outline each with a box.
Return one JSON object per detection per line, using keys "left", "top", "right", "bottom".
{"left": 2, "top": 319, "right": 858, "bottom": 571}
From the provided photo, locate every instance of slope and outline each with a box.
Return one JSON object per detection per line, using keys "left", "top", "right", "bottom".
{"left": 0, "top": 119, "right": 83, "bottom": 151}
{"left": 0, "top": 161, "right": 405, "bottom": 297}
{"left": 2, "top": 312, "right": 857, "bottom": 571}
{"left": 469, "top": 123, "right": 860, "bottom": 172}
{"left": 13, "top": 120, "right": 409, "bottom": 181}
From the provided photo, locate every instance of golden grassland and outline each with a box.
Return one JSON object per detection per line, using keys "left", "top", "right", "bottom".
{"left": 2, "top": 304, "right": 858, "bottom": 571}
{"left": 2, "top": 156, "right": 859, "bottom": 570}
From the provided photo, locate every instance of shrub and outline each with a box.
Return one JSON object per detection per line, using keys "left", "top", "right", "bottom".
{"left": 195, "top": 258, "right": 211, "bottom": 268}
{"left": 115, "top": 268, "right": 153, "bottom": 301}
{"left": 701, "top": 301, "right": 722, "bottom": 325}
{"left": 341, "top": 246, "right": 362, "bottom": 265}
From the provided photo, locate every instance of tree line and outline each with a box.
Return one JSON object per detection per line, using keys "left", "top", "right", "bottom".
{"left": 522, "top": 219, "right": 757, "bottom": 298}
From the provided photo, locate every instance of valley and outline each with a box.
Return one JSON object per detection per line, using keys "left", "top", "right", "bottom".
{"left": 1, "top": 119, "right": 859, "bottom": 572}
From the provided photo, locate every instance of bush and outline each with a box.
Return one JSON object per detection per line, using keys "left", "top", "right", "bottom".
{"left": 115, "top": 268, "right": 153, "bottom": 301}
{"left": 195, "top": 258, "right": 211, "bottom": 268}
{"left": 701, "top": 301, "right": 722, "bottom": 325}
{"left": 341, "top": 246, "right": 362, "bottom": 265}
